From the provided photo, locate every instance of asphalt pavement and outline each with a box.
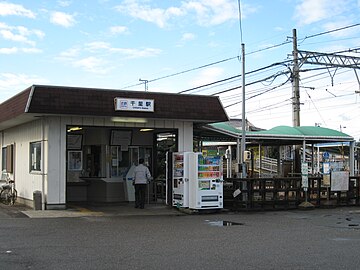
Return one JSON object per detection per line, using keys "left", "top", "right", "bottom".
{"left": 0, "top": 201, "right": 185, "bottom": 218}
{"left": 1, "top": 203, "right": 360, "bottom": 269}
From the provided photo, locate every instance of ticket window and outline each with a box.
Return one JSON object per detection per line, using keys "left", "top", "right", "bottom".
{"left": 110, "top": 146, "right": 152, "bottom": 178}
{"left": 110, "top": 146, "right": 131, "bottom": 178}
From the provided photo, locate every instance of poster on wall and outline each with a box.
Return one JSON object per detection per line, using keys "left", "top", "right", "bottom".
{"left": 110, "top": 130, "right": 132, "bottom": 147}
{"left": 331, "top": 171, "right": 349, "bottom": 191}
{"left": 67, "top": 134, "right": 83, "bottom": 150}
{"left": 68, "top": 151, "right": 83, "bottom": 171}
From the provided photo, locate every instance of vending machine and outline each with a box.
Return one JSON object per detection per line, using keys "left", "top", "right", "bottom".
{"left": 171, "top": 152, "right": 190, "bottom": 208}
{"left": 167, "top": 152, "right": 223, "bottom": 210}
{"left": 188, "top": 152, "right": 223, "bottom": 210}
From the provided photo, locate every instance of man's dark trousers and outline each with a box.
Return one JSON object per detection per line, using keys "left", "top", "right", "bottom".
{"left": 135, "top": 184, "right": 147, "bottom": 208}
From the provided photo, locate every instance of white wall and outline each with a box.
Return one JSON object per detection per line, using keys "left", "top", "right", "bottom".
{"left": 47, "top": 116, "right": 66, "bottom": 207}
{"left": 0, "top": 119, "right": 45, "bottom": 203}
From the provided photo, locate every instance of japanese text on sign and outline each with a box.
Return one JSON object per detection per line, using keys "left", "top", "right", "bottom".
{"left": 114, "top": 98, "right": 154, "bottom": 112}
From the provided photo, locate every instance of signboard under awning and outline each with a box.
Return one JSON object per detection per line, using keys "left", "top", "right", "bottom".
{"left": 114, "top": 98, "right": 154, "bottom": 112}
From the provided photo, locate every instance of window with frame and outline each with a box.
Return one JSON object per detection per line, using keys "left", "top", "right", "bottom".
{"left": 30, "top": 141, "right": 42, "bottom": 172}
{"left": 2, "top": 147, "right": 6, "bottom": 172}
{"left": 2, "top": 145, "right": 13, "bottom": 173}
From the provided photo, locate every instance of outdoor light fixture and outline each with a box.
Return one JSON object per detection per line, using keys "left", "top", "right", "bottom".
{"left": 67, "top": 127, "right": 83, "bottom": 132}
{"left": 140, "top": 128, "right": 154, "bottom": 132}
{"left": 111, "top": 117, "right": 147, "bottom": 123}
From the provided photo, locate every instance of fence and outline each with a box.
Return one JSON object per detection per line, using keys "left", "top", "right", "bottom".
{"left": 224, "top": 175, "right": 360, "bottom": 211}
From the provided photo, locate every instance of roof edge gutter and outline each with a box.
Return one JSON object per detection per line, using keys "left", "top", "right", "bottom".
{"left": 202, "top": 125, "right": 240, "bottom": 139}
{"left": 25, "top": 85, "right": 35, "bottom": 113}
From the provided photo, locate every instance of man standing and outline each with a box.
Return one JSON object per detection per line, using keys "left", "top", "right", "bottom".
{"left": 132, "top": 158, "right": 151, "bottom": 209}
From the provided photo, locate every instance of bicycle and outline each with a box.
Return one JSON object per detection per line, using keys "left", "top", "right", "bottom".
{"left": 0, "top": 175, "right": 17, "bottom": 205}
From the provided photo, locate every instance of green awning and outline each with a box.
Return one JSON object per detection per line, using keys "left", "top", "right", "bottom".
{"left": 247, "top": 125, "right": 351, "bottom": 138}
{"left": 202, "top": 122, "right": 354, "bottom": 145}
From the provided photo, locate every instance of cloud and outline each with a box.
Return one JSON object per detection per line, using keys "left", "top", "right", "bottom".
{"left": 294, "top": 0, "right": 350, "bottom": 25}
{"left": 57, "top": 42, "right": 161, "bottom": 74}
{"left": 114, "top": 0, "right": 258, "bottom": 28}
{"left": 115, "top": 0, "right": 184, "bottom": 28}
{"left": 0, "top": 29, "right": 34, "bottom": 45}
{"left": 110, "top": 47, "right": 162, "bottom": 58}
{"left": 57, "top": 0, "right": 72, "bottom": 7}
{"left": 181, "top": 33, "right": 196, "bottom": 41}
{"left": 0, "top": 23, "right": 45, "bottom": 46}
{"left": 50, "top": 11, "right": 76, "bottom": 27}
{"left": 85, "top": 41, "right": 162, "bottom": 58}
{"left": 85, "top": 41, "right": 110, "bottom": 51}
{"left": 323, "top": 19, "right": 360, "bottom": 37}
{"left": 73, "top": 56, "right": 110, "bottom": 74}
{"left": 183, "top": 0, "right": 238, "bottom": 26}
{"left": 176, "top": 32, "right": 196, "bottom": 47}
{"left": 59, "top": 47, "right": 80, "bottom": 58}
{"left": 0, "top": 73, "right": 48, "bottom": 100}
{"left": 0, "top": 47, "right": 17, "bottom": 54}
{"left": 109, "top": 25, "right": 129, "bottom": 35}
{"left": 21, "top": 47, "right": 42, "bottom": 53}
{"left": 0, "top": 47, "right": 42, "bottom": 54}
{"left": 190, "top": 67, "right": 224, "bottom": 88}
{"left": 0, "top": 2, "right": 35, "bottom": 18}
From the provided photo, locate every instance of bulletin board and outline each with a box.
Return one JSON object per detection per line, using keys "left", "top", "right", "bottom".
{"left": 331, "top": 171, "right": 349, "bottom": 191}
{"left": 110, "top": 130, "right": 132, "bottom": 149}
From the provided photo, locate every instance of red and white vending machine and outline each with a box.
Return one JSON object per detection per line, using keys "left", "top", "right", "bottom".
{"left": 188, "top": 152, "right": 223, "bottom": 210}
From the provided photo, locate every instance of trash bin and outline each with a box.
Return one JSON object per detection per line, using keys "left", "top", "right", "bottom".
{"left": 33, "top": 190, "right": 42, "bottom": 210}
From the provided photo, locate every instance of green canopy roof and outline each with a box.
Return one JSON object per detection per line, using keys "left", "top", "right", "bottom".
{"left": 203, "top": 122, "right": 354, "bottom": 145}
{"left": 247, "top": 125, "right": 351, "bottom": 138}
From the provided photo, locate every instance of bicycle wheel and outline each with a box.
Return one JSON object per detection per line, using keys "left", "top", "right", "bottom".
{"left": 9, "top": 189, "right": 17, "bottom": 205}
{"left": 0, "top": 189, "right": 10, "bottom": 205}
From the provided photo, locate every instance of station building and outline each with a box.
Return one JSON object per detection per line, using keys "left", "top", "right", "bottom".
{"left": 0, "top": 85, "right": 228, "bottom": 209}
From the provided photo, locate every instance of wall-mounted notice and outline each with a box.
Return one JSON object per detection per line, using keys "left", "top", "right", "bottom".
{"left": 331, "top": 171, "right": 349, "bottom": 191}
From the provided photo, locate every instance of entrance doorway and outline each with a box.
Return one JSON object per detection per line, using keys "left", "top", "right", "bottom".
{"left": 66, "top": 126, "right": 178, "bottom": 206}
{"left": 153, "top": 132, "right": 177, "bottom": 202}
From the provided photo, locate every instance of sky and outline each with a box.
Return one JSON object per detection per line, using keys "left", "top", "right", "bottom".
{"left": 1, "top": 0, "right": 360, "bottom": 140}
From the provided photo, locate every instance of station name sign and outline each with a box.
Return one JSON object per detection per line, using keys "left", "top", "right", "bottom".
{"left": 114, "top": 98, "right": 154, "bottom": 112}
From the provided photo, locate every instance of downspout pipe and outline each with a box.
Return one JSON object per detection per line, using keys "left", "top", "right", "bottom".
{"left": 41, "top": 118, "right": 46, "bottom": 210}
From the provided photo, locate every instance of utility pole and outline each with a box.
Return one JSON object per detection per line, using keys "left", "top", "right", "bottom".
{"left": 292, "top": 29, "right": 300, "bottom": 127}
{"left": 292, "top": 29, "right": 302, "bottom": 177}
{"left": 241, "top": 43, "right": 247, "bottom": 178}
{"left": 139, "top": 79, "right": 148, "bottom": 91}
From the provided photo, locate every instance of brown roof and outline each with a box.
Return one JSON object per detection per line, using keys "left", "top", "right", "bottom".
{"left": 0, "top": 85, "right": 228, "bottom": 129}
{"left": 0, "top": 86, "right": 32, "bottom": 124}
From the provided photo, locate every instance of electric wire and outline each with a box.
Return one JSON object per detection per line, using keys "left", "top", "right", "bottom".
{"left": 121, "top": 56, "right": 238, "bottom": 89}
{"left": 300, "top": 23, "right": 360, "bottom": 42}
{"left": 304, "top": 88, "right": 327, "bottom": 125}
{"left": 120, "top": 23, "right": 360, "bottom": 94}
{"left": 178, "top": 60, "right": 292, "bottom": 94}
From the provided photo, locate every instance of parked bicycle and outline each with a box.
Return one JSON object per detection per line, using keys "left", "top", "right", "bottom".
{"left": 0, "top": 175, "right": 17, "bottom": 205}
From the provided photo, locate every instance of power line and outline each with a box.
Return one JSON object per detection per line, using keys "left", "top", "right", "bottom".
{"left": 223, "top": 76, "right": 291, "bottom": 109}
{"left": 178, "top": 74, "right": 240, "bottom": 94}
{"left": 304, "top": 88, "right": 327, "bottom": 125}
{"left": 300, "top": 23, "right": 360, "bottom": 41}
{"left": 120, "top": 23, "right": 360, "bottom": 98}
{"left": 121, "top": 56, "right": 238, "bottom": 89}
{"left": 246, "top": 40, "right": 292, "bottom": 55}
{"left": 178, "top": 60, "right": 291, "bottom": 94}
